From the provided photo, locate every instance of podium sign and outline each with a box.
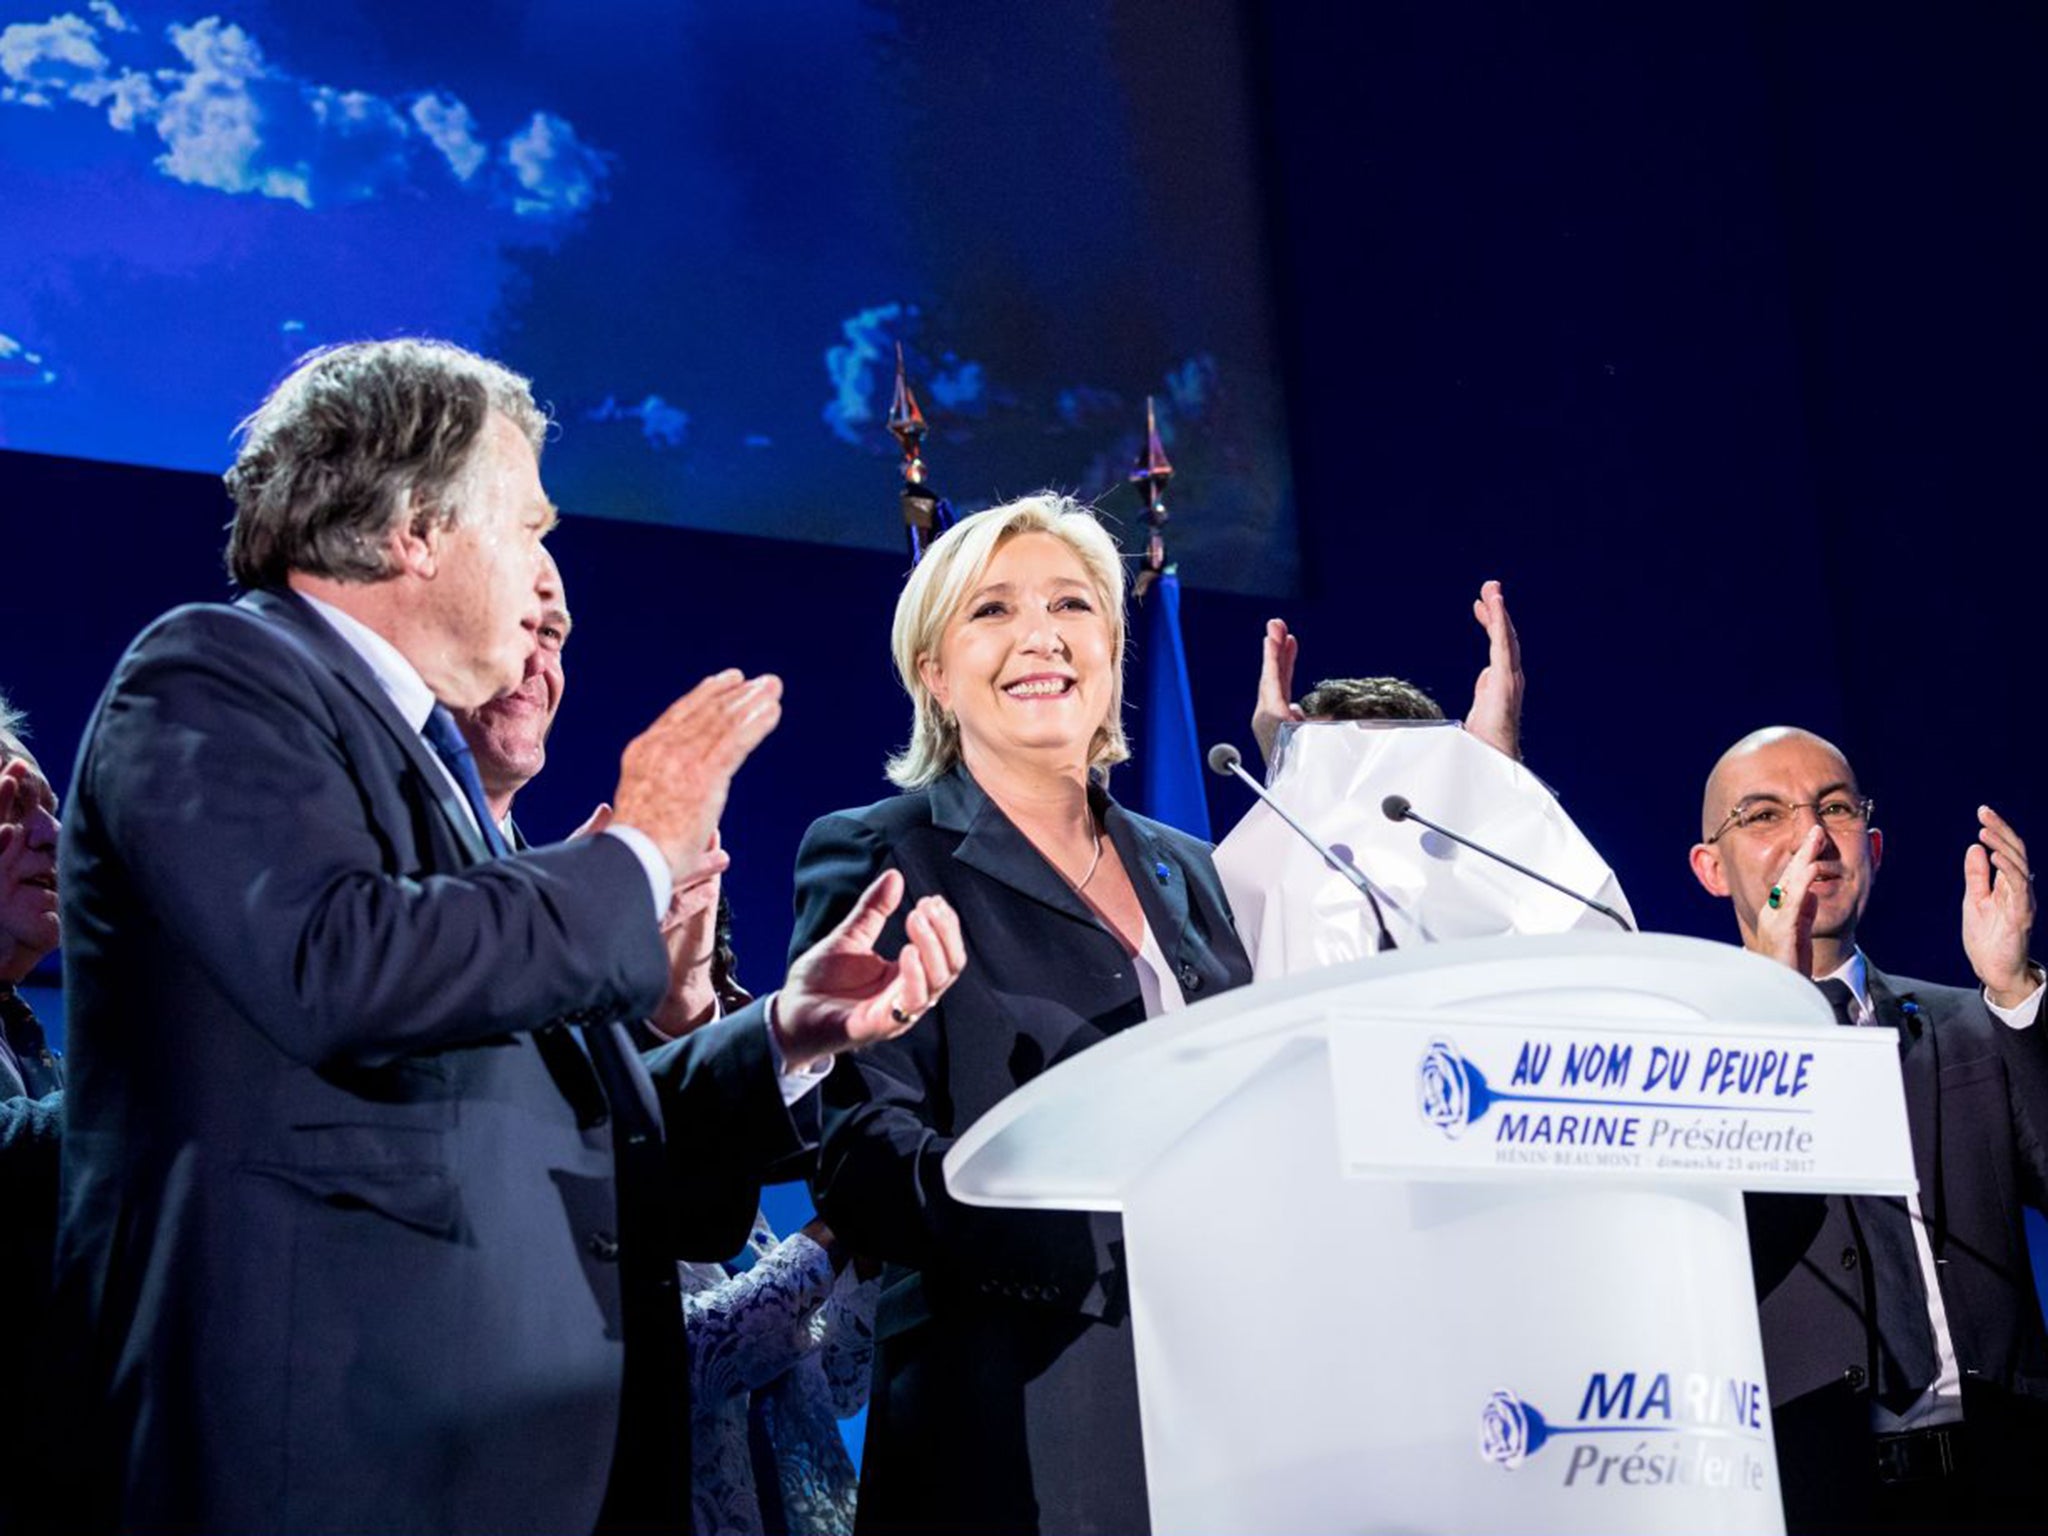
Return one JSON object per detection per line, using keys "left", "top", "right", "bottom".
{"left": 1328, "top": 1008, "right": 1913, "bottom": 1190}
{"left": 946, "top": 933, "right": 1916, "bottom": 1535}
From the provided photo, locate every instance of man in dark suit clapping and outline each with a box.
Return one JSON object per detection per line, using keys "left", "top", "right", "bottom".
{"left": 56, "top": 339, "right": 963, "bottom": 1535}
{"left": 1689, "top": 726, "right": 2048, "bottom": 1533}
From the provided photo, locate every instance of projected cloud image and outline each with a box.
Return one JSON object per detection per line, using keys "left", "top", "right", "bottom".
{"left": 0, "top": 0, "right": 1296, "bottom": 594}
{"left": 0, "top": 9, "right": 606, "bottom": 216}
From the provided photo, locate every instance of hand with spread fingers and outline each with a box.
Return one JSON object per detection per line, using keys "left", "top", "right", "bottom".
{"left": 1755, "top": 824, "right": 1828, "bottom": 977}
{"left": 1251, "top": 618, "right": 1305, "bottom": 767}
{"left": 775, "top": 868, "right": 965, "bottom": 1073}
{"left": 1965, "top": 805, "right": 2040, "bottom": 1008}
{"left": 1463, "top": 578, "right": 1524, "bottom": 762}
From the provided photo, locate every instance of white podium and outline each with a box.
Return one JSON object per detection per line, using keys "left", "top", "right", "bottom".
{"left": 944, "top": 933, "right": 1915, "bottom": 1535}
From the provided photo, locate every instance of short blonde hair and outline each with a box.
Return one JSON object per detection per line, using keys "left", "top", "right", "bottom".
{"left": 886, "top": 493, "right": 1130, "bottom": 788}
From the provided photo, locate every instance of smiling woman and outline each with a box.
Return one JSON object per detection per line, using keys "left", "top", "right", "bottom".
{"left": 788, "top": 493, "right": 1253, "bottom": 1534}
{"left": 885, "top": 495, "right": 1129, "bottom": 794}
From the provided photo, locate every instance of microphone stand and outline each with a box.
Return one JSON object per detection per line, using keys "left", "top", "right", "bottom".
{"left": 1380, "top": 795, "right": 1634, "bottom": 933}
{"left": 1209, "top": 745, "right": 1398, "bottom": 952}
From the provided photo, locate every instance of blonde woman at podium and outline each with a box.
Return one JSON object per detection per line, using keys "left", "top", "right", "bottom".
{"left": 787, "top": 494, "right": 1253, "bottom": 1535}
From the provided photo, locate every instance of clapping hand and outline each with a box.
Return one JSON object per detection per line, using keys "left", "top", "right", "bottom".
{"left": 611, "top": 671, "right": 781, "bottom": 873}
{"left": 774, "top": 869, "right": 965, "bottom": 1072}
{"left": 1464, "top": 579, "right": 1523, "bottom": 762}
{"left": 649, "top": 831, "right": 731, "bottom": 1038}
{"left": 1964, "top": 806, "right": 2039, "bottom": 1008}
{"left": 1251, "top": 618, "right": 1303, "bottom": 768}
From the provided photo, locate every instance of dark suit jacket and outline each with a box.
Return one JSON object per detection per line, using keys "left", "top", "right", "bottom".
{"left": 55, "top": 588, "right": 805, "bottom": 1535}
{"left": 0, "top": 994, "right": 63, "bottom": 1536}
{"left": 792, "top": 766, "right": 1252, "bottom": 1535}
{"left": 1746, "top": 965, "right": 2048, "bottom": 1527}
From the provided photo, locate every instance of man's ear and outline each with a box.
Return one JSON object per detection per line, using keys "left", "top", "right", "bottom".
{"left": 917, "top": 653, "right": 948, "bottom": 711}
{"left": 1868, "top": 826, "right": 1883, "bottom": 873}
{"left": 1689, "top": 842, "right": 1730, "bottom": 898}
{"left": 390, "top": 495, "right": 441, "bottom": 579}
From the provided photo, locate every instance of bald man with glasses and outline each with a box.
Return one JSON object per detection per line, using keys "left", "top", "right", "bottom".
{"left": 1689, "top": 726, "right": 2048, "bottom": 1533}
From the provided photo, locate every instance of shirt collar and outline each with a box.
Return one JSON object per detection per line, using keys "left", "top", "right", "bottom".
{"left": 1817, "top": 949, "right": 1871, "bottom": 1021}
{"left": 296, "top": 590, "right": 439, "bottom": 734}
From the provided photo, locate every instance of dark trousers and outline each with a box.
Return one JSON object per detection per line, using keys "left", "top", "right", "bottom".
{"left": 1774, "top": 1381, "right": 2048, "bottom": 1534}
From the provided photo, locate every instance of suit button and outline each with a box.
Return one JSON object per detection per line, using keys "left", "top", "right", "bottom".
{"left": 1839, "top": 1247, "right": 1859, "bottom": 1272}
{"left": 1178, "top": 965, "right": 1202, "bottom": 992}
{"left": 1844, "top": 1365, "right": 1867, "bottom": 1389}
{"left": 587, "top": 1230, "right": 620, "bottom": 1262}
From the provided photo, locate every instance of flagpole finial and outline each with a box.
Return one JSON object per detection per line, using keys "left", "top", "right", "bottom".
{"left": 1130, "top": 395, "right": 1175, "bottom": 600}
{"left": 887, "top": 341, "right": 928, "bottom": 484}
{"left": 889, "top": 342, "right": 951, "bottom": 564}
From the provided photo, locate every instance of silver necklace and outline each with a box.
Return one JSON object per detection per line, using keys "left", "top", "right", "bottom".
{"left": 1073, "top": 825, "right": 1104, "bottom": 891}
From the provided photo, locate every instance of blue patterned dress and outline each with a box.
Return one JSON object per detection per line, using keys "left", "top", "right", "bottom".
{"left": 680, "top": 1213, "right": 881, "bottom": 1535}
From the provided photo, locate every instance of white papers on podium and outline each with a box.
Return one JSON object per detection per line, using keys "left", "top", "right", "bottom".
{"left": 1214, "top": 721, "right": 1634, "bottom": 978}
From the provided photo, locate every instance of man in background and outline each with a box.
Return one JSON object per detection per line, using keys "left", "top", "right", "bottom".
{"left": 0, "top": 695, "right": 63, "bottom": 1534}
{"left": 1250, "top": 577, "right": 1525, "bottom": 770}
{"left": 1690, "top": 725, "right": 2048, "bottom": 1532}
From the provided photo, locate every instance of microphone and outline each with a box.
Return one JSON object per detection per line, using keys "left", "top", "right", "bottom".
{"left": 1209, "top": 744, "right": 1397, "bottom": 952}
{"left": 1380, "top": 795, "right": 1634, "bottom": 932}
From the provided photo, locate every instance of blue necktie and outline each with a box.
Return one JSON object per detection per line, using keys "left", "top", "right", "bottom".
{"left": 421, "top": 705, "right": 511, "bottom": 858}
{"left": 423, "top": 704, "right": 683, "bottom": 1524}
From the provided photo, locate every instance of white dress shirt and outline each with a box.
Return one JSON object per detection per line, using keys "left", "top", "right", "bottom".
{"left": 1131, "top": 921, "right": 1187, "bottom": 1018}
{"left": 1821, "top": 949, "right": 2044, "bottom": 1431}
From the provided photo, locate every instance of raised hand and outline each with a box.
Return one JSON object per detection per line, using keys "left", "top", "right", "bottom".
{"left": 650, "top": 832, "right": 731, "bottom": 1037}
{"left": 1251, "top": 618, "right": 1304, "bottom": 767}
{"left": 774, "top": 869, "right": 966, "bottom": 1072}
{"left": 1755, "top": 824, "right": 1828, "bottom": 977}
{"left": 1964, "top": 805, "right": 2039, "bottom": 1007}
{"left": 1464, "top": 579, "right": 1524, "bottom": 762}
{"left": 611, "top": 671, "right": 781, "bottom": 872}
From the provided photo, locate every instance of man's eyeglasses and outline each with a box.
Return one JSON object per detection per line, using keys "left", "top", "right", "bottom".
{"left": 1705, "top": 795, "right": 1875, "bottom": 845}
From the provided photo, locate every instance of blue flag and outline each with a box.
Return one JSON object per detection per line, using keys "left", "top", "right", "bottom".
{"left": 1137, "top": 566, "right": 1211, "bottom": 839}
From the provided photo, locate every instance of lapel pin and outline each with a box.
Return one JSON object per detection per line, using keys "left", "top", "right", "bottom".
{"left": 1154, "top": 860, "right": 1171, "bottom": 884}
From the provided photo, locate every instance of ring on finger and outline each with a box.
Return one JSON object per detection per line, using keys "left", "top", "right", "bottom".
{"left": 889, "top": 1004, "right": 918, "bottom": 1025}
{"left": 1767, "top": 885, "right": 1784, "bottom": 909}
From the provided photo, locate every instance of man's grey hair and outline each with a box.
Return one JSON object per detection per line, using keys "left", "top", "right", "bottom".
{"left": 0, "top": 688, "right": 25, "bottom": 765}
{"left": 223, "top": 339, "right": 550, "bottom": 590}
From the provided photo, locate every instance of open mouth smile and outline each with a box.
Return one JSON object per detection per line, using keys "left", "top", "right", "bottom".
{"left": 1002, "top": 676, "right": 1075, "bottom": 699}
